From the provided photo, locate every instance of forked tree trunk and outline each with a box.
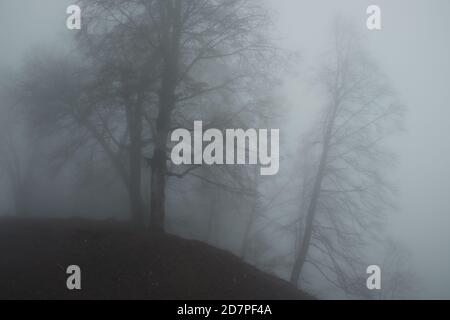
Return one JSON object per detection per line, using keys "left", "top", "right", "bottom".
{"left": 149, "top": 61, "right": 177, "bottom": 233}
{"left": 149, "top": 0, "right": 181, "bottom": 233}
{"left": 149, "top": 61, "right": 178, "bottom": 233}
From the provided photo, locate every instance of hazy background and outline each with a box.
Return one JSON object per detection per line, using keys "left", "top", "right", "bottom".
{"left": 0, "top": 0, "right": 449, "bottom": 299}
{"left": 269, "top": 0, "right": 450, "bottom": 299}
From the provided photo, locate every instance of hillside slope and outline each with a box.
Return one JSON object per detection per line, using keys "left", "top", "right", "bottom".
{"left": 0, "top": 217, "right": 312, "bottom": 300}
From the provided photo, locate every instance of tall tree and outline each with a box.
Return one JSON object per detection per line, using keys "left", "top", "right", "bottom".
{"left": 79, "top": 0, "right": 278, "bottom": 232}
{"left": 76, "top": 15, "right": 162, "bottom": 225}
{"left": 290, "top": 20, "right": 404, "bottom": 291}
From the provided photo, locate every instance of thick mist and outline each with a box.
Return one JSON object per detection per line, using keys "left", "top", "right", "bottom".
{"left": 0, "top": 0, "right": 449, "bottom": 299}
{"left": 268, "top": 0, "right": 450, "bottom": 299}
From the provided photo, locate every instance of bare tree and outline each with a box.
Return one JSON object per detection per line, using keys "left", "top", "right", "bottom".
{"left": 0, "top": 77, "right": 35, "bottom": 216}
{"left": 14, "top": 49, "right": 146, "bottom": 222}
{"left": 77, "top": 0, "right": 279, "bottom": 232}
{"left": 12, "top": 0, "right": 279, "bottom": 232}
{"left": 290, "top": 19, "right": 405, "bottom": 294}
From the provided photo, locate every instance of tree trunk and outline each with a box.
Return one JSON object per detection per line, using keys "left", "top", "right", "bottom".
{"left": 128, "top": 147, "right": 144, "bottom": 226}
{"left": 149, "top": 145, "right": 167, "bottom": 233}
{"left": 126, "top": 96, "right": 145, "bottom": 226}
{"left": 149, "top": 0, "right": 181, "bottom": 233}
{"left": 290, "top": 100, "right": 339, "bottom": 286}
{"left": 240, "top": 208, "right": 255, "bottom": 259}
{"left": 240, "top": 197, "right": 258, "bottom": 259}
{"left": 240, "top": 167, "right": 259, "bottom": 259}
{"left": 205, "top": 189, "right": 218, "bottom": 244}
{"left": 149, "top": 64, "right": 177, "bottom": 233}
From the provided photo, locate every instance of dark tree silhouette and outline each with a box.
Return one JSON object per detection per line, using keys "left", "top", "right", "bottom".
{"left": 78, "top": 0, "right": 279, "bottom": 232}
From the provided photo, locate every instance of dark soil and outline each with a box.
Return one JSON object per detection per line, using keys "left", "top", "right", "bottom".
{"left": 0, "top": 217, "right": 312, "bottom": 300}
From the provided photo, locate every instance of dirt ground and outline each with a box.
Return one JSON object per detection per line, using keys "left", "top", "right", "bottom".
{"left": 0, "top": 217, "right": 312, "bottom": 300}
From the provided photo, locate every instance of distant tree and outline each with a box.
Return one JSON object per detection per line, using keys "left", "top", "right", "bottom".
{"left": 290, "top": 19, "right": 405, "bottom": 294}
{"left": 14, "top": 50, "right": 145, "bottom": 222}
{"left": 0, "top": 76, "right": 35, "bottom": 216}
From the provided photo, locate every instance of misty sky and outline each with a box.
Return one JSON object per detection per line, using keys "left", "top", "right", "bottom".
{"left": 0, "top": 0, "right": 449, "bottom": 299}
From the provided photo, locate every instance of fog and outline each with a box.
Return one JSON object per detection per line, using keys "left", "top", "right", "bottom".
{"left": 267, "top": 0, "right": 450, "bottom": 300}
{"left": 0, "top": 0, "right": 449, "bottom": 299}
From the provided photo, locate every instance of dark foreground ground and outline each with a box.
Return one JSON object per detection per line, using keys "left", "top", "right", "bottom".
{"left": 0, "top": 217, "right": 312, "bottom": 300}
